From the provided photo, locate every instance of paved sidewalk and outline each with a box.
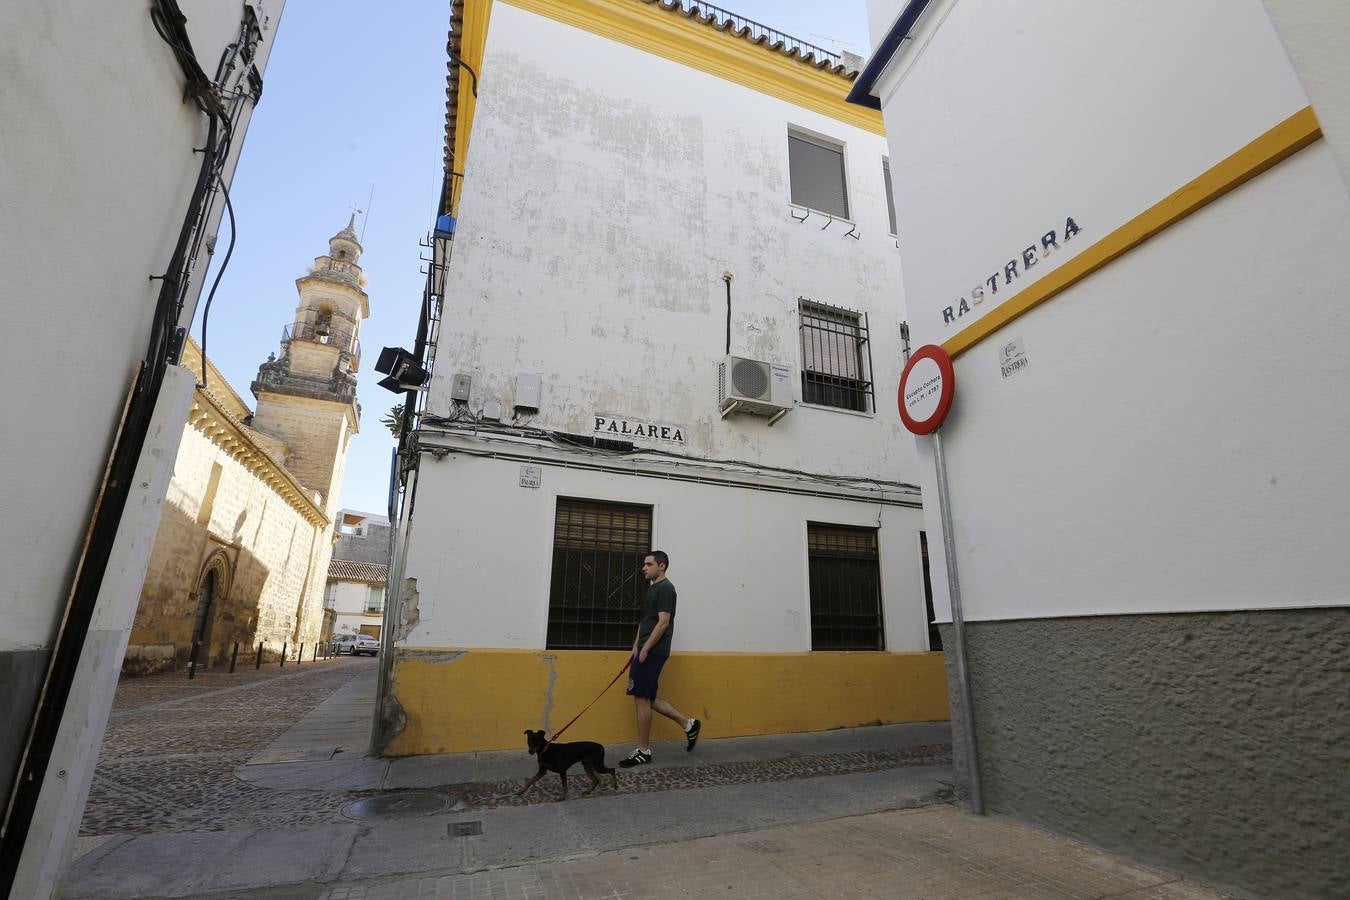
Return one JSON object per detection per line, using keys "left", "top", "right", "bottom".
{"left": 313, "top": 805, "right": 1228, "bottom": 900}
{"left": 66, "top": 660, "right": 1228, "bottom": 899}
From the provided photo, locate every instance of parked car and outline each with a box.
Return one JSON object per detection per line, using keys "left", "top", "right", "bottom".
{"left": 332, "top": 633, "right": 379, "bottom": 656}
{"left": 331, "top": 634, "right": 358, "bottom": 655}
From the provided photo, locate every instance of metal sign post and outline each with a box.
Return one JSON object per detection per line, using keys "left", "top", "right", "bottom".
{"left": 898, "top": 344, "right": 984, "bottom": 815}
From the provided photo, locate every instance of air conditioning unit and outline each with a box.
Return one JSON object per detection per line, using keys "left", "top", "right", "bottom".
{"left": 718, "top": 356, "right": 793, "bottom": 425}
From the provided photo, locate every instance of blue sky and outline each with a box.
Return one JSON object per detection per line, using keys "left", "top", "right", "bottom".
{"left": 198, "top": 1, "right": 872, "bottom": 516}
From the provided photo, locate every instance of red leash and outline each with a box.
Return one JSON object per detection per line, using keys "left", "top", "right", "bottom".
{"left": 542, "top": 657, "right": 632, "bottom": 749}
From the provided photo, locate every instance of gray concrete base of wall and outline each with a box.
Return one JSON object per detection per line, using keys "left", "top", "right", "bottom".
{"left": 939, "top": 608, "right": 1349, "bottom": 899}
{"left": 1, "top": 647, "right": 49, "bottom": 807}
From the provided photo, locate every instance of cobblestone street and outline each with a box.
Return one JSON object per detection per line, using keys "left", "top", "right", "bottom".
{"left": 82, "top": 656, "right": 372, "bottom": 835}
{"left": 68, "top": 667, "right": 1232, "bottom": 899}
{"left": 81, "top": 657, "right": 951, "bottom": 837}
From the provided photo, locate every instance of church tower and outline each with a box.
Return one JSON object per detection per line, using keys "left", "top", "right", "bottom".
{"left": 250, "top": 218, "right": 368, "bottom": 516}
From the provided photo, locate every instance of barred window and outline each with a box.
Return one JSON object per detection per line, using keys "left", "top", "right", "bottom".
{"left": 547, "top": 498, "right": 653, "bottom": 649}
{"left": 366, "top": 585, "right": 385, "bottom": 614}
{"left": 800, "top": 300, "right": 874, "bottom": 412}
{"left": 808, "top": 523, "right": 884, "bottom": 650}
{"left": 788, "top": 131, "right": 850, "bottom": 219}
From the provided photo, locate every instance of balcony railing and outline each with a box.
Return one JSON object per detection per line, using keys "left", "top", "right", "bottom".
{"left": 676, "top": 1, "right": 843, "bottom": 67}
{"left": 281, "top": 323, "right": 361, "bottom": 371}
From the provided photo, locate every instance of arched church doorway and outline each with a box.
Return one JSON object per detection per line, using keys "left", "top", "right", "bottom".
{"left": 191, "top": 552, "right": 232, "bottom": 667}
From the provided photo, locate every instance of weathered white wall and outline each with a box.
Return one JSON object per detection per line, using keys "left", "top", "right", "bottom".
{"left": 403, "top": 454, "right": 931, "bottom": 652}
{"left": 329, "top": 581, "right": 381, "bottom": 635}
{"left": 875, "top": 0, "right": 1350, "bottom": 622}
{"left": 429, "top": 3, "right": 915, "bottom": 484}
{"left": 0, "top": 0, "right": 282, "bottom": 662}
{"left": 1262, "top": 0, "right": 1350, "bottom": 187}
{"left": 876, "top": 0, "right": 1310, "bottom": 344}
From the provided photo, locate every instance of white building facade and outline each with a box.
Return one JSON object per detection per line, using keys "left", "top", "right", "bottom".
{"left": 326, "top": 510, "right": 391, "bottom": 640}
{"left": 1, "top": 2, "right": 284, "bottom": 893}
{"left": 376, "top": 0, "right": 949, "bottom": 757}
{"left": 856, "top": 1, "right": 1350, "bottom": 896}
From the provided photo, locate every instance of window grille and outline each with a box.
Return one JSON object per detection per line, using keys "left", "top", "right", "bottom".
{"left": 547, "top": 498, "right": 653, "bottom": 649}
{"left": 799, "top": 300, "right": 874, "bottom": 412}
{"left": 919, "top": 531, "right": 943, "bottom": 651}
{"left": 883, "top": 159, "right": 898, "bottom": 236}
{"left": 788, "top": 132, "right": 850, "bottom": 219}
{"left": 366, "top": 585, "right": 385, "bottom": 614}
{"left": 808, "top": 523, "right": 884, "bottom": 650}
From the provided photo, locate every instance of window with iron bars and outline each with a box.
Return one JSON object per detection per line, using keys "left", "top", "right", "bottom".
{"left": 808, "top": 523, "right": 885, "bottom": 650}
{"left": 799, "top": 300, "right": 874, "bottom": 412}
{"left": 547, "top": 498, "right": 653, "bottom": 650}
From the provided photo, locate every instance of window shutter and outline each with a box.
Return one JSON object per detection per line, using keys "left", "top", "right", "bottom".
{"left": 789, "top": 134, "right": 850, "bottom": 219}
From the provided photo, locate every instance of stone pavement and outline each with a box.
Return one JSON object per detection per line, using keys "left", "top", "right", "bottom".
{"left": 65, "top": 658, "right": 1229, "bottom": 899}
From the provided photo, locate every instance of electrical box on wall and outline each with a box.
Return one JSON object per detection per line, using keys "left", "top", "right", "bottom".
{"left": 515, "top": 373, "right": 542, "bottom": 412}
{"left": 450, "top": 373, "right": 472, "bottom": 402}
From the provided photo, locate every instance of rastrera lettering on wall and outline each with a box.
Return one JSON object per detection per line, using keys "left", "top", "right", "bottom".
{"left": 941, "top": 216, "right": 1081, "bottom": 328}
{"left": 593, "top": 415, "right": 686, "bottom": 445}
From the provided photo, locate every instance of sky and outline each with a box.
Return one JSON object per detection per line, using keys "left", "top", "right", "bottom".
{"left": 197, "top": 0, "right": 873, "bottom": 517}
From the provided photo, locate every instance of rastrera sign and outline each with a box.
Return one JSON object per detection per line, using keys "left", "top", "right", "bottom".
{"left": 593, "top": 415, "right": 686, "bottom": 445}
{"left": 898, "top": 345, "right": 955, "bottom": 435}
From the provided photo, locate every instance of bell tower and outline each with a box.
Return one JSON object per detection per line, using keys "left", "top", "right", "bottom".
{"left": 250, "top": 218, "right": 369, "bottom": 515}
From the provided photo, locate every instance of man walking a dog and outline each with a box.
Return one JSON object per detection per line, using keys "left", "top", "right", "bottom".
{"left": 619, "top": 550, "right": 700, "bottom": 767}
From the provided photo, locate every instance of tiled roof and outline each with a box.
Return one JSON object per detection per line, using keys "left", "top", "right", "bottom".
{"left": 441, "top": 1, "right": 860, "bottom": 211}
{"left": 636, "top": 1, "right": 859, "bottom": 77}
{"left": 328, "top": 559, "right": 389, "bottom": 583}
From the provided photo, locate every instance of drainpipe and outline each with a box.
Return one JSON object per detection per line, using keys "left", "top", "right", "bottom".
{"left": 722, "top": 272, "right": 733, "bottom": 356}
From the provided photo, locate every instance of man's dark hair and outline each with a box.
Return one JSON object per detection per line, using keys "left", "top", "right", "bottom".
{"left": 646, "top": 550, "right": 669, "bottom": 569}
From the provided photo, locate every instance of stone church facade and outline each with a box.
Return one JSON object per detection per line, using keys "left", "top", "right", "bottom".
{"left": 124, "top": 221, "right": 369, "bottom": 673}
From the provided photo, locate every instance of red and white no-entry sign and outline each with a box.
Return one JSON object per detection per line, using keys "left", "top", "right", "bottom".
{"left": 898, "top": 344, "right": 955, "bottom": 435}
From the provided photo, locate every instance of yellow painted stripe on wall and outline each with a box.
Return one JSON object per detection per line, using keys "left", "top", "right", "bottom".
{"left": 383, "top": 648, "right": 950, "bottom": 755}
{"left": 942, "top": 106, "right": 1324, "bottom": 358}
{"left": 500, "top": 0, "right": 884, "bottom": 135}
{"left": 450, "top": 0, "right": 495, "bottom": 216}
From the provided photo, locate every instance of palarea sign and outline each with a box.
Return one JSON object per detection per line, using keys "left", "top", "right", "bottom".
{"left": 898, "top": 344, "right": 955, "bottom": 435}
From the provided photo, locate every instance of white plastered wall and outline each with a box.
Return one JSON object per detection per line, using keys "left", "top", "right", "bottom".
{"left": 402, "top": 454, "right": 931, "bottom": 653}
{"left": 0, "top": 0, "right": 282, "bottom": 656}
{"left": 427, "top": 3, "right": 916, "bottom": 485}
{"left": 874, "top": 0, "right": 1350, "bottom": 622}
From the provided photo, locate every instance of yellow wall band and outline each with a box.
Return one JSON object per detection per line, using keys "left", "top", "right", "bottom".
{"left": 382, "top": 647, "right": 950, "bottom": 755}
{"left": 500, "top": 0, "right": 884, "bottom": 135}
{"left": 450, "top": 0, "right": 495, "bottom": 216}
{"left": 942, "top": 106, "right": 1324, "bottom": 358}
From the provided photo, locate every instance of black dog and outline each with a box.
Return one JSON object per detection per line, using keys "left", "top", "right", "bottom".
{"left": 518, "top": 729, "right": 617, "bottom": 800}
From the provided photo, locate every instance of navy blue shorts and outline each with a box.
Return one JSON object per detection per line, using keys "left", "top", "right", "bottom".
{"left": 626, "top": 652, "right": 668, "bottom": 700}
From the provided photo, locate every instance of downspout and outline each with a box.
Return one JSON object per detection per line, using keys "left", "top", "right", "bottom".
{"left": 723, "top": 272, "right": 733, "bottom": 355}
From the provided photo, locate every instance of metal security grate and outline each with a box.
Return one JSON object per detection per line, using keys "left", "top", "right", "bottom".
{"left": 808, "top": 523, "right": 884, "bottom": 650}
{"left": 547, "top": 498, "right": 653, "bottom": 649}
{"left": 800, "top": 300, "right": 874, "bottom": 412}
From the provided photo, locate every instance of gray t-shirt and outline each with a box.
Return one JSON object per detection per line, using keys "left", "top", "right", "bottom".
{"left": 637, "top": 578, "right": 676, "bottom": 657}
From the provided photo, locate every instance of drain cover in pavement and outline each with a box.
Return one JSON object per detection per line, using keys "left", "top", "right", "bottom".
{"left": 448, "top": 821, "right": 482, "bottom": 837}
{"left": 342, "top": 792, "right": 449, "bottom": 821}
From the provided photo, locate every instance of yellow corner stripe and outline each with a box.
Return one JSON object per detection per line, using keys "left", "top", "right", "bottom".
{"left": 500, "top": 0, "right": 884, "bottom": 135}
{"left": 942, "top": 106, "right": 1323, "bottom": 358}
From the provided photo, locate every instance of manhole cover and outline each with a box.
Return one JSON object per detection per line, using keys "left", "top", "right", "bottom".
{"left": 342, "top": 792, "right": 449, "bottom": 821}
{"left": 448, "top": 821, "right": 482, "bottom": 837}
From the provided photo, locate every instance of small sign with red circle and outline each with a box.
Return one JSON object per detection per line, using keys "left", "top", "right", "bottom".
{"left": 898, "top": 345, "right": 955, "bottom": 435}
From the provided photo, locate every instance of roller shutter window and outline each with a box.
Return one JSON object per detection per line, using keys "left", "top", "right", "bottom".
{"left": 789, "top": 131, "right": 850, "bottom": 219}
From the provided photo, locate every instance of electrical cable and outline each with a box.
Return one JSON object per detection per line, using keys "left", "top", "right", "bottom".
{"left": 419, "top": 417, "right": 920, "bottom": 493}
{"left": 198, "top": 172, "right": 236, "bottom": 390}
